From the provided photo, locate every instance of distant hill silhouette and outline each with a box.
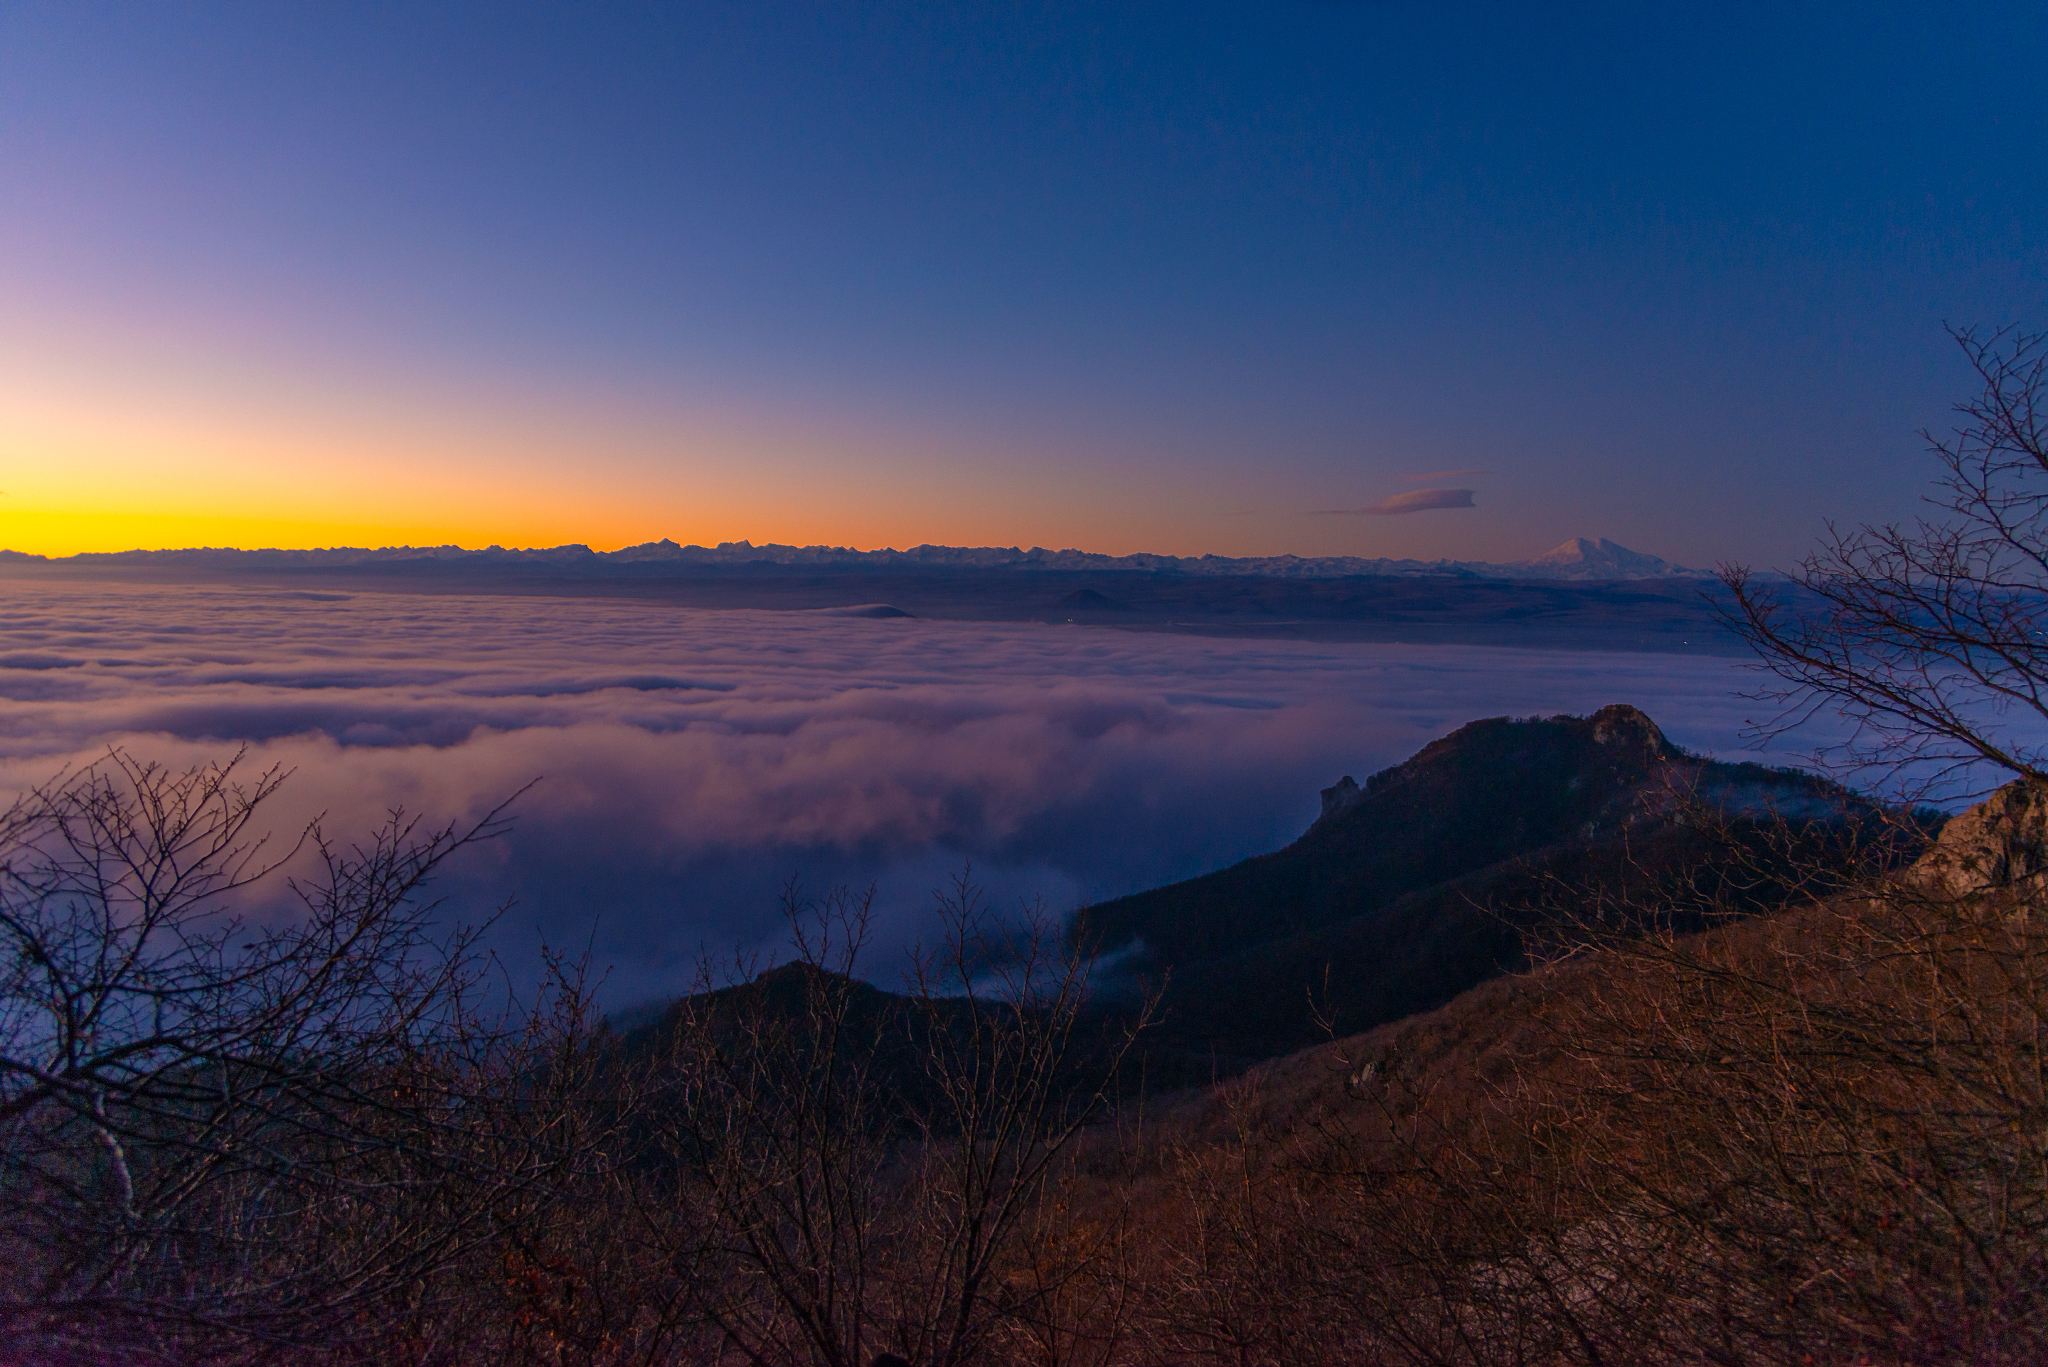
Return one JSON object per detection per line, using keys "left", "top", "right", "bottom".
{"left": 1074, "top": 705, "right": 1915, "bottom": 1071}
{"left": 1052, "top": 587, "right": 1133, "bottom": 614}
{"left": 809, "top": 602, "right": 914, "bottom": 618}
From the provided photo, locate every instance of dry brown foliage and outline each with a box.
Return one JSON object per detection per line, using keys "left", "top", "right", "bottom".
{"left": 1088, "top": 793, "right": 2048, "bottom": 1367}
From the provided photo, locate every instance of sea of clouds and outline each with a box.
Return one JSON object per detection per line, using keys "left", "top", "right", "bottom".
{"left": 0, "top": 582, "right": 1799, "bottom": 1007}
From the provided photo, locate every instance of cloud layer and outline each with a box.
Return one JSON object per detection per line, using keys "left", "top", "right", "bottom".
{"left": 1318, "top": 488, "right": 1478, "bottom": 516}
{"left": 1403, "top": 468, "right": 1492, "bottom": 483}
{"left": 0, "top": 582, "right": 1781, "bottom": 1005}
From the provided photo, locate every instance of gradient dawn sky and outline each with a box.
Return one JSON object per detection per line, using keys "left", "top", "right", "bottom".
{"left": 4, "top": 2, "right": 2044, "bottom": 565}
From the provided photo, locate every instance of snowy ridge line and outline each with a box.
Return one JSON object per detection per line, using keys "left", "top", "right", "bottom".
{"left": 0, "top": 536, "right": 1706, "bottom": 582}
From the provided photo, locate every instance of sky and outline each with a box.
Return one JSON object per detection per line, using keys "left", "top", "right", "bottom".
{"left": 4, "top": 2, "right": 2045, "bottom": 565}
{"left": 0, "top": 581, "right": 1803, "bottom": 1006}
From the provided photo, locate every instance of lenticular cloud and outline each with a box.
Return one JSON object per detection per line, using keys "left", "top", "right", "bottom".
{"left": 0, "top": 582, "right": 1767, "bottom": 1004}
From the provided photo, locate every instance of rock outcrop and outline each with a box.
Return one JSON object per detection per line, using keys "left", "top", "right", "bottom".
{"left": 1911, "top": 780, "right": 2048, "bottom": 895}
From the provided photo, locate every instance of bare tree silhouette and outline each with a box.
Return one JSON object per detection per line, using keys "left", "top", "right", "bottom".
{"left": 1723, "top": 326, "right": 2048, "bottom": 797}
{"left": 0, "top": 752, "right": 603, "bottom": 1365}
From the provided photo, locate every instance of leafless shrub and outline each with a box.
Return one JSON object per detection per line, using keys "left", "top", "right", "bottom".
{"left": 626, "top": 875, "right": 1151, "bottom": 1367}
{"left": 1722, "top": 325, "right": 2048, "bottom": 798}
{"left": 1511, "top": 814, "right": 2048, "bottom": 1362}
{"left": 0, "top": 751, "right": 606, "bottom": 1366}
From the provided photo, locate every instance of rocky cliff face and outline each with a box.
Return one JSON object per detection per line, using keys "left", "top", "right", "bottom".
{"left": 1911, "top": 780, "right": 2048, "bottom": 894}
{"left": 1317, "top": 774, "right": 1364, "bottom": 823}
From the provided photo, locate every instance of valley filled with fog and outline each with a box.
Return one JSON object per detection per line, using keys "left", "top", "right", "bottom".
{"left": 0, "top": 582, "right": 1803, "bottom": 1008}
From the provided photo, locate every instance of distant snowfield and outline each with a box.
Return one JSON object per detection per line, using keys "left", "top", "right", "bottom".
{"left": 0, "top": 583, "right": 1795, "bottom": 1006}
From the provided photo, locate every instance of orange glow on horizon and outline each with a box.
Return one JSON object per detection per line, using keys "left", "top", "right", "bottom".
{"left": 0, "top": 503, "right": 1241, "bottom": 561}
{"left": 0, "top": 508, "right": 660, "bottom": 558}
{"left": 0, "top": 401, "right": 1329, "bottom": 562}
{"left": 0, "top": 323, "right": 1486, "bottom": 563}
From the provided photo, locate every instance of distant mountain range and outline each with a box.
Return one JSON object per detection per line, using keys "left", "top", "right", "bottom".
{"left": 0, "top": 535, "right": 1706, "bottom": 582}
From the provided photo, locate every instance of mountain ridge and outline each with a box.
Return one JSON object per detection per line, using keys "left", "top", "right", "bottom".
{"left": 0, "top": 535, "right": 1707, "bottom": 582}
{"left": 1074, "top": 704, "right": 1913, "bottom": 1067}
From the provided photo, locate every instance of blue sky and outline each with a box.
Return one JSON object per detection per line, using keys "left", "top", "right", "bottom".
{"left": 4, "top": 1, "right": 2044, "bottom": 564}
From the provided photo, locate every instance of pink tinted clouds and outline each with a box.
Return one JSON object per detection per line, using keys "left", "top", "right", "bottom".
{"left": 0, "top": 582, "right": 1777, "bottom": 1005}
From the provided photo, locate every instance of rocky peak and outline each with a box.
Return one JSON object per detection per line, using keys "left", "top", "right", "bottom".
{"left": 1299, "top": 704, "right": 1689, "bottom": 846}
{"left": 1320, "top": 775, "right": 1363, "bottom": 821}
{"left": 1588, "top": 704, "right": 1676, "bottom": 762}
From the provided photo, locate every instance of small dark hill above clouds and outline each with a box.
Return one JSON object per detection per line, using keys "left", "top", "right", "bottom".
{"left": 1052, "top": 588, "right": 1133, "bottom": 614}
{"left": 805, "top": 602, "right": 914, "bottom": 618}
{"left": 1075, "top": 705, "right": 1912, "bottom": 1071}
{"left": 621, "top": 962, "right": 946, "bottom": 1098}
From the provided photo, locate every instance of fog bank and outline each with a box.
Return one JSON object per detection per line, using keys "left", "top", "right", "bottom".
{"left": 0, "top": 583, "right": 1782, "bottom": 1006}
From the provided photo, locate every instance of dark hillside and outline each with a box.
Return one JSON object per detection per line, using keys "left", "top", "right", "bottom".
{"left": 1076, "top": 705, "right": 1911, "bottom": 1069}
{"left": 1080, "top": 786, "right": 2048, "bottom": 1361}
{"left": 619, "top": 962, "right": 974, "bottom": 1123}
